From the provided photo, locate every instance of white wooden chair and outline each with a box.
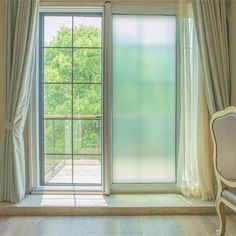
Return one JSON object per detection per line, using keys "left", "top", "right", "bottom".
{"left": 210, "top": 106, "right": 236, "bottom": 236}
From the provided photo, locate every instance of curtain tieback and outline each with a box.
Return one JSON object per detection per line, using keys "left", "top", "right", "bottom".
{"left": 5, "top": 121, "right": 21, "bottom": 136}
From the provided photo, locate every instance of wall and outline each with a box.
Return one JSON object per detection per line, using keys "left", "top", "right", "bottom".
{"left": 227, "top": 0, "right": 236, "bottom": 105}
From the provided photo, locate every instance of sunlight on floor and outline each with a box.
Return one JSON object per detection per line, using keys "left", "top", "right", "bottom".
{"left": 40, "top": 195, "right": 107, "bottom": 206}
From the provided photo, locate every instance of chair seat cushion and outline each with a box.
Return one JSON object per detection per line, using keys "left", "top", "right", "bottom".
{"left": 222, "top": 188, "right": 236, "bottom": 206}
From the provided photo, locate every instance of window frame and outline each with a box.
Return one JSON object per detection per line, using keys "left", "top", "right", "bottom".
{"left": 29, "top": 2, "right": 179, "bottom": 194}
{"left": 109, "top": 3, "right": 179, "bottom": 193}
{"left": 30, "top": 7, "right": 106, "bottom": 193}
{"left": 38, "top": 12, "right": 104, "bottom": 188}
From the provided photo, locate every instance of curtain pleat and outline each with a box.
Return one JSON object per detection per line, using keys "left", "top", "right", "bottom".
{"left": 192, "top": 0, "right": 230, "bottom": 115}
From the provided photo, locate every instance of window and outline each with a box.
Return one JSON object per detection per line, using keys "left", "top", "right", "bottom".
{"left": 112, "top": 15, "right": 176, "bottom": 184}
{"left": 37, "top": 5, "right": 177, "bottom": 192}
{"left": 39, "top": 13, "right": 103, "bottom": 186}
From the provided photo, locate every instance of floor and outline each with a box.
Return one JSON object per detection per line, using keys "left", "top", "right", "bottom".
{"left": 0, "top": 215, "right": 236, "bottom": 236}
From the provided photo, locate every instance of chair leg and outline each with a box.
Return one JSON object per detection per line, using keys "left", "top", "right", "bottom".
{"left": 216, "top": 196, "right": 226, "bottom": 236}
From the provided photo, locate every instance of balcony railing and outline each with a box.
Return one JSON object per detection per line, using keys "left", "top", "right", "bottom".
{"left": 43, "top": 115, "right": 102, "bottom": 182}
{"left": 44, "top": 114, "right": 102, "bottom": 120}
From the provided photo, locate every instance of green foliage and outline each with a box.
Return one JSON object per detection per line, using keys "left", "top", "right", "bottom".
{"left": 44, "top": 25, "right": 101, "bottom": 159}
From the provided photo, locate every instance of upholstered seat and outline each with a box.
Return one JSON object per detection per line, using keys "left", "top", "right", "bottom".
{"left": 210, "top": 106, "right": 236, "bottom": 236}
{"left": 222, "top": 188, "right": 236, "bottom": 206}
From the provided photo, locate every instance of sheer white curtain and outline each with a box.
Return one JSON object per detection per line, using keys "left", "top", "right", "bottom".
{"left": 178, "top": 0, "right": 215, "bottom": 200}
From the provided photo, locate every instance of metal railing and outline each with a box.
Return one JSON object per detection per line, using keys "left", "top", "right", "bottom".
{"left": 44, "top": 114, "right": 102, "bottom": 178}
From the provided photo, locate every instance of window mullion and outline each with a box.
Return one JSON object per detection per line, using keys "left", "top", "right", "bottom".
{"left": 71, "top": 15, "right": 74, "bottom": 185}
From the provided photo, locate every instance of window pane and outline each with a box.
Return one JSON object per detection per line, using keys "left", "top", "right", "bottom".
{"left": 45, "top": 155, "right": 72, "bottom": 184}
{"left": 73, "top": 84, "right": 101, "bottom": 115}
{"left": 112, "top": 15, "right": 176, "bottom": 183}
{"left": 73, "top": 49, "right": 101, "bottom": 83}
{"left": 73, "top": 16, "right": 102, "bottom": 47}
{"left": 44, "top": 16, "right": 72, "bottom": 47}
{"left": 44, "top": 48, "right": 72, "bottom": 83}
{"left": 41, "top": 14, "right": 102, "bottom": 186}
{"left": 44, "top": 84, "right": 72, "bottom": 115}
{"left": 73, "top": 155, "right": 101, "bottom": 184}
{"left": 73, "top": 119, "right": 101, "bottom": 154}
{"left": 44, "top": 119, "right": 72, "bottom": 154}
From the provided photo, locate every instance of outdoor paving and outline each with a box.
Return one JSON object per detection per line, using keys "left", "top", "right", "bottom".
{"left": 47, "top": 162, "right": 101, "bottom": 184}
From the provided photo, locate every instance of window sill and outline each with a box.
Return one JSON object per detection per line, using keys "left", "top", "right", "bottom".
{"left": 31, "top": 185, "right": 103, "bottom": 195}
{"left": 0, "top": 194, "right": 215, "bottom": 216}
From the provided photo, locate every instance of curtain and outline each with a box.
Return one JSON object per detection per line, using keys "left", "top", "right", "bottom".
{"left": 178, "top": 0, "right": 215, "bottom": 200}
{"left": 0, "top": 0, "right": 39, "bottom": 203}
{"left": 192, "top": 0, "right": 230, "bottom": 115}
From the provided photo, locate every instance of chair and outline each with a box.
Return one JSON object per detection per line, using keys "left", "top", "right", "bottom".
{"left": 210, "top": 106, "right": 236, "bottom": 236}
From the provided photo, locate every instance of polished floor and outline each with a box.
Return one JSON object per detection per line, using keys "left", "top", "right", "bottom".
{"left": 0, "top": 215, "right": 236, "bottom": 236}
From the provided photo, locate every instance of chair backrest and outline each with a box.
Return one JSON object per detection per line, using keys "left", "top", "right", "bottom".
{"left": 211, "top": 110, "right": 236, "bottom": 181}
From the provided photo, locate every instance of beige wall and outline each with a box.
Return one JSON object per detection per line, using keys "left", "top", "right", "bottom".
{"left": 227, "top": 0, "right": 236, "bottom": 106}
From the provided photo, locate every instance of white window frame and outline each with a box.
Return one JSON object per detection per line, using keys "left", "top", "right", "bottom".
{"left": 29, "top": 5, "right": 106, "bottom": 194}
{"left": 28, "top": 1, "right": 179, "bottom": 194}
{"left": 109, "top": 3, "right": 179, "bottom": 194}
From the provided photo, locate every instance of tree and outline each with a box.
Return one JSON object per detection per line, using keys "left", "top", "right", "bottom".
{"left": 44, "top": 24, "right": 101, "bottom": 162}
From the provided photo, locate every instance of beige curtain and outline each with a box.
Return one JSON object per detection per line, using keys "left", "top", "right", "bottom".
{"left": 192, "top": 0, "right": 230, "bottom": 115}
{"left": 0, "top": 0, "right": 38, "bottom": 203}
{"left": 178, "top": 0, "right": 215, "bottom": 200}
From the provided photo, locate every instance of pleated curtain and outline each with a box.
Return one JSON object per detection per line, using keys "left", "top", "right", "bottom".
{"left": 192, "top": 0, "right": 230, "bottom": 115}
{"left": 0, "top": 0, "right": 39, "bottom": 203}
